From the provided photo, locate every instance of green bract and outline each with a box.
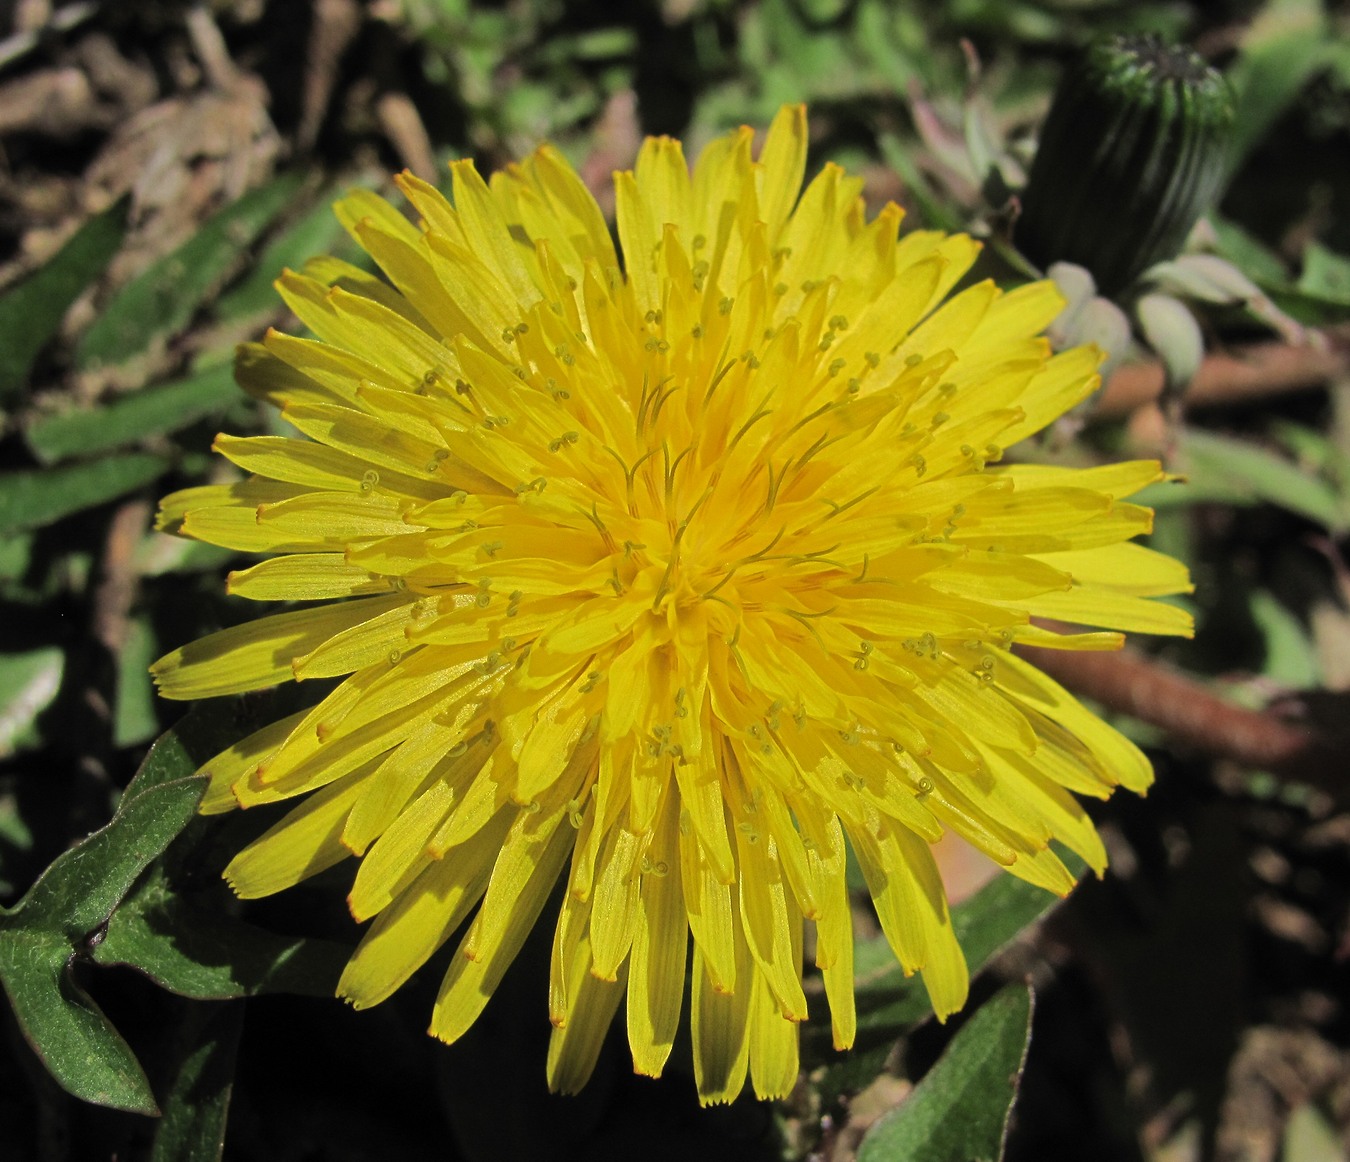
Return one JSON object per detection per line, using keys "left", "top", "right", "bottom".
{"left": 1017, "top": 35, "right": 1235, "bottom": 297}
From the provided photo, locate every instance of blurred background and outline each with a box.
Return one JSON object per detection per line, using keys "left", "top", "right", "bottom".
{"left": 0, "top": 1, "right": 1348, "bottom": 1159}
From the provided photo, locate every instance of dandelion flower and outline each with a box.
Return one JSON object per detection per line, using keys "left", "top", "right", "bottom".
{"left": 153, "top": 105, "right": 1193, "bottom": 1104}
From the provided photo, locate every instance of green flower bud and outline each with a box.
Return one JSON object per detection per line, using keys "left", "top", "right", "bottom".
{"left": 1017, "top": 35, "right": 1234, "bottom": 297}
{"left": 1135, "top": 292, "right": 1204, "bottom": 395}
{"left": 1046, "top": 262, "right": 1132, "bottom": 381}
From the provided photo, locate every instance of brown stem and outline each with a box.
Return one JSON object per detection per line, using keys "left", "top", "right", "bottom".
{"left": 376, "top": 91, "right": 437, "bottom": 183}
{"left": 92, "top": 497, "right": 150, "bottom": 656}
{"left": 1096, "top": 330, "right": 1350, "bottom": 418}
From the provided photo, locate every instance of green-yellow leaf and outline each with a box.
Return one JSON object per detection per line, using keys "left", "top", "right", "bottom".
{"left": 858, "top": 983, "right": 1034, "bottom": 1162}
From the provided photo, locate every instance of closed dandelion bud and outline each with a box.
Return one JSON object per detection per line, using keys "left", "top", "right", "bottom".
{"left": 1017, "top": 34, "right": 1234, "bottom": 297}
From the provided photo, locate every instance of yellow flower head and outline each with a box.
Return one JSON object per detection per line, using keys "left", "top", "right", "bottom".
{"left": 154, "top": 106, "right": 1192, "bottom": 1104}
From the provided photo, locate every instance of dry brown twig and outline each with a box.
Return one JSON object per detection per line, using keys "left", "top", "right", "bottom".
{"left": 376, "top": 91, "right": 438, "bottom": 183}
{"left": 300, "top": 0, "right": 362, "bottom": 153}
{"left": 1097, "top": 327, "right": 1350, "bottom": 417}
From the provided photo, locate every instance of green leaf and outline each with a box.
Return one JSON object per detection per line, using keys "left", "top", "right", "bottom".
{"left": 812, "top": 857, "right": 1080, "bottom": 1104}
{"left": 26, "top": 363, "right": 241, "bottom": 464}
{"left": 1225, "top": 0, "right": 1332, "bottom": 172}
{"left": 114, "top": 617, "right": 161, "bottom": 748}
{"left": 1209, "top": 215, "right": 1290, "bottom": 285}
{"left": 75, "top": 173, "right": 305, "bottom": 370}
{"left": 92, "top": 695, "right": 350, "bottom": 998}
{"left": 0, "top": 648, "right": 64, "bottom": 758}
{"left": 1136, "top": 429, "right": 1345, "bottom": 529}
{"left": 1282, "top": 1102, "right": 1344, "bottom": 1162}
{"left": 0, "top": 199, "right": 128, "bottom": 404}
{"left": 213, "top": 189, "right": 353, "bottom": 323}
{"left": 0, "top": 789, "right": 36, "bottom": 896}
{"left": 1264, "top": 286, "right": 1350, "bottom": 326}
{"left": 149, "top": 1003, "right": 242, "bottom": 1162}
{"left": 0, "top": 720, "right": 209, "bottom": 1113}
{"left": 1243, "top": 240, "right": 1350, "bottom": 327}
{"left": 0, "top": 531, "right": 34, "bottom": 583}
{"left": 0, "top": 453, "right": 168, "bottom": 535}
{"left": 857, "top": 983, "right": 1034, "bottom": 1162}
{"left": 1298, "top": 242, "right": 1350, "bottom": 307}
{"left": 1250, "top": 590, "right": 1321, "bottom": 687}
{"left": 0, "top": 958, "right": 160, "bottom": 1115}
{"left": 93, "top": 861, "right": 349, "bottom": 1000}
{"left": 877, "top": 132, "right": 966, "bottom": 233}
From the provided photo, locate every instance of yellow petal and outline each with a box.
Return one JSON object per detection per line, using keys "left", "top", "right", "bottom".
{"left": 429, "top": 817, "right": 574, "bottom": 1043}
{"left": 995, "top": 651, "right": 1155, "bottom": 793}
{"left": 691, "top": 929, "right": 753, "bottom": 1105}
{"left": 626, "top": 788, "right": 687, "bottom": 1077}
{"left": 546, "top": 932, "right": 625, "bottom": 1095}
{"left": 152, "top": 596, "right": 406, "bottom": 699}
{"left": 1016, "top": 587, "right": 1195, "bottom": 636}
{"left": 346, "top": 779, "right": 457, "bottom": 921}
{"left": 225, "top": 762, "right": 378, "bottom": 897}
{"left": 850, "top": 820, "right": 968, "bottom": 1019}
{"left": 338, "top": 814, "right": 507, "bottom": 1008}
{"left": 1033, "top": 541, "right": 1194, "bottom": 596}
{"left": 748, "top": 969, "right": 801, "bottom": 1101}
{"left": 227, "top": 554, "right": 392, "bottom": 602}
{"left": 198, "top": 708, "right": 309, "bottom": 814}
{"left": 756, "top": 104, "right": 808, "bottom": 237}
{"left": 588, "top": 825, "right": 644, "bottom": 981}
